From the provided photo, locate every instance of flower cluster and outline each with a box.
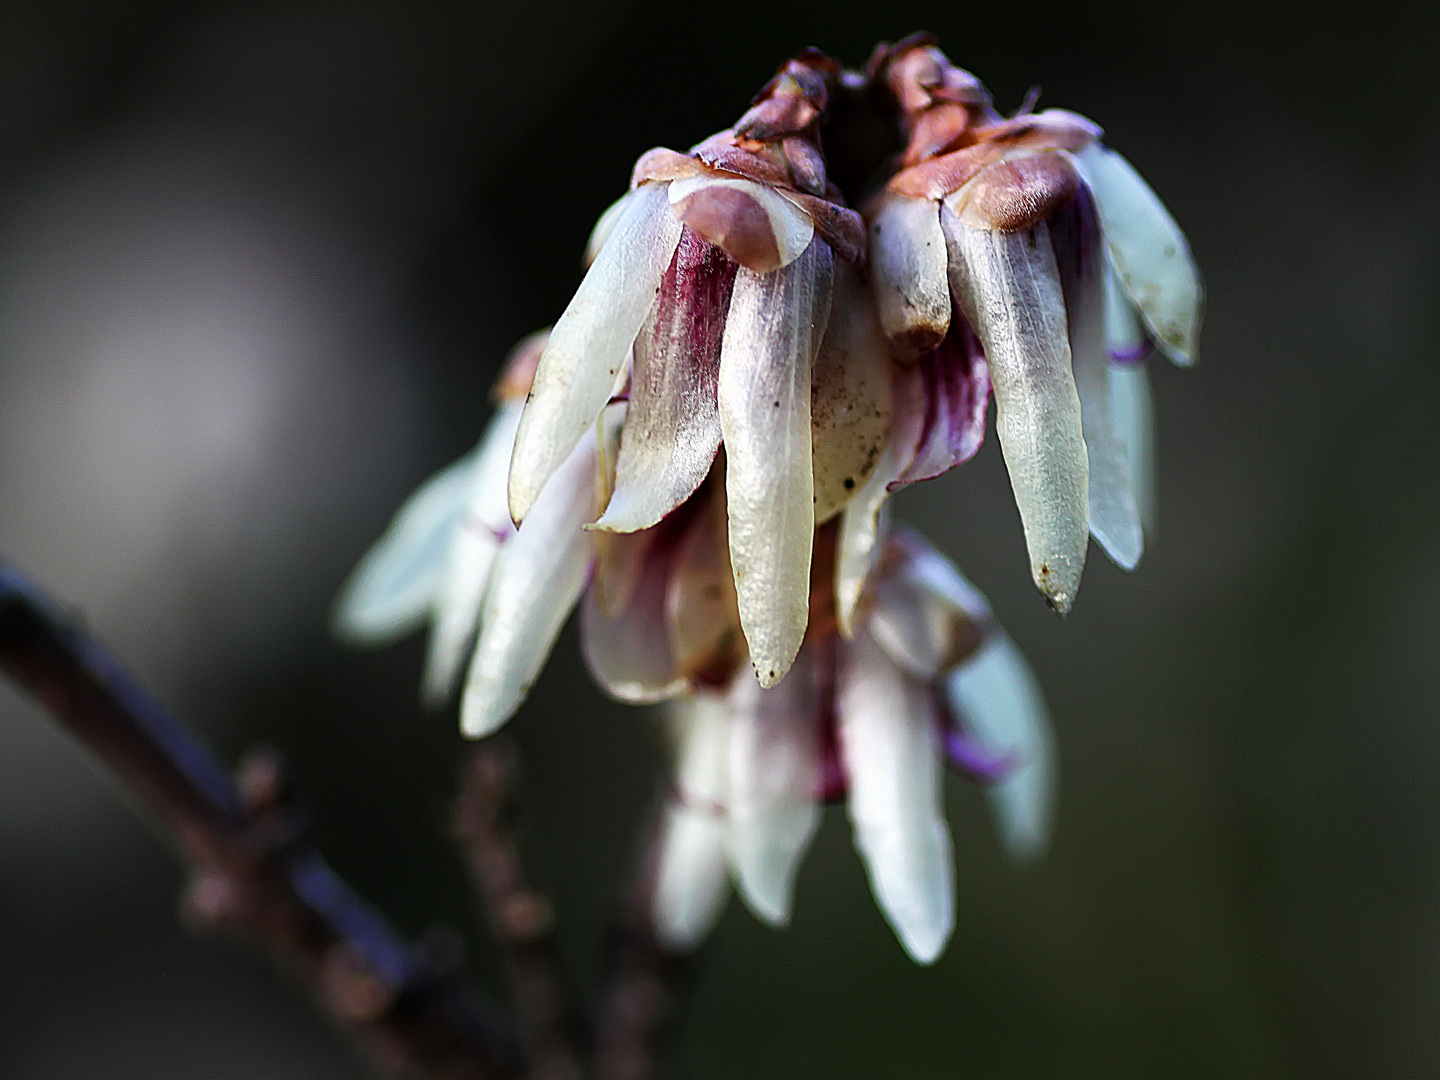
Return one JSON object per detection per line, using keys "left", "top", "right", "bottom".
{"left": 335, "top": 34, "right": 1200, "bottom": 963}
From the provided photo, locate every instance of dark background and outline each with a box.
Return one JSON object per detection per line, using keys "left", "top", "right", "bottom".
{"left": 1, "top": 1, "right": 1438, "bottom": 1076}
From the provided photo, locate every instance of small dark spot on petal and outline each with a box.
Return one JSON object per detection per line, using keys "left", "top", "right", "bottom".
{"left": 843, "top": 477, "right": 855, "bottom": 489}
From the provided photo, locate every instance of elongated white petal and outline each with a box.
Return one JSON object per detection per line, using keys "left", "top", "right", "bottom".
{"left": 595, "top": 231, "right": 733, "bottom": 533}
{"left": 583, "top": 191, "right": 632, "bottom": 269}
{"left": 460, "top": 407, "right": 622, "bottom": 737}
{"left": 653, "top": 694, "right": 732, "bottom": 951}
{"left": 580, "top": 530, "right": 686, "bottom": 703}
{"left": 719, "top": 238, "right": 834, "bottom": 686}
{"left": 592, "top": 526, "right": 655, "bottom": 619}
{"left": 867, "top": 562, "right": 984, "bottom": 683}
{"left": 1104, "top": 261, "right": 1149, "bottom": 361}
{"left": 889, "top": 527, "right": 992, "bottom": 622}
{"left": 1072, "top": 144, "right": 1202, "bottom": 366}
{"left": 423, "top": 527, "right": 500, "bottom": 702}
{"left": 943, "top": 209, "right": 1088, "bottom": 614}
{"left": 669, "top": 174, "right": 814, "bottom": 273}
{"left": 726, "top": 658, "right": 821, "bottom": 927}
{"left": 421, "top": 401, "right": 524, "bottom": 701}
{"left": 869, "top": 194, "right": 951, "bottom": 359}
{"left": 1058, "top": 198, "right": 1142, "bottom": 570}
{"left": 653, "top": 803, "right": 730, "bottom": 951}
{"left": 946, "top": 632, "right": 1056, "bottom": 861}
{"left": 811, "top": 259, "right": 894, "bottom": 525}
{"left": 1110, "top": 360, "right": 1156, "bottom": 534}
{"left": 509, "top": 182, "right": 682, "bottom": 524}
{"left": 835, "top": 363, "right": 924, "bottom": 637}
{"left": 333, "top": 451, "right": 476, "bottom": 644}
{"left": 838, "top": 631, "right": 955, "bottom": 964}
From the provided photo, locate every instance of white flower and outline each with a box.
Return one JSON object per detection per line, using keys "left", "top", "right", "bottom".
{"left": 507, "top": 54, "right": 871, "bottom": 690}
{"left": 866, "top": 38, "right": 1201, "bottom": 612}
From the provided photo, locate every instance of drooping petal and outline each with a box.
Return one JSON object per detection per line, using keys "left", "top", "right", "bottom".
{"left": 726, "top": 655, "right": 821, "bottom": 927}
{"left": 460, "top": 406, "right": 622, "bottom": 738}
{"left": 866, "top": 543, "right": 986, "bottom": 681}
{"left": 652, "top": 803, "right": 730, "bottom": 951}
{"left": 581, "top": 526, "right": 687, "bottom": 704}
{"left": 893, "top": 318, "right": 991, "bottom": 486}
{"left": 668, "top": 174, "right": 815, "bottom": 273}
{"left": 945, "top": 632, "right": 1056, "bottom": 862}
{"left": 838, "top": 630, "right": 955, "bottom": 964}
{"left": 421, "top": 401, "right": 525, "bottom": 702}
{"left": 333, "top": 451, "right": 476, "bottom": 644}
{"left": 666, "top": 483, "right": 744, "bottom": 685}
{"left": 592, "top": 526, "right": 655, "bottom": 619}
{"left": 508, "top": 182, "right": 683, "bottom": 524}
{"left": 653, "top": 694, "right": 732, "bottom": 951}
{"left": 1110, "top": 360, "right": 1157, "bottom": 535}
{"left": 887, "top": 526, "right": 993, "bottom": 622}
{"left": 811, "top": 259, "right": 894, "bottom": 525}
{"left": 868, "top": 193, "right": 951, "bottom": 360}
{"left": 1071, "top": 143, "right": 1202, "bottom": 366}
{"left": 595, "top": 231, "right": 736, "bottom": 533}
{"left": 1104, "top": 261, "right": 1151, "bottom": 363}
{"left": 1051, "top": 189, "right": 1142, "bottom": 571}
{"left": 719, "top": 237, "right": 834, "bottom": 687}
{"left": 583, "top": 191, "right": 632, "bottom": 269}
{"left": 942, "top": 207, "right": 1088, "bottom": 614}
{"left": 835, "top": 363, "right": 925, "bottom": 637}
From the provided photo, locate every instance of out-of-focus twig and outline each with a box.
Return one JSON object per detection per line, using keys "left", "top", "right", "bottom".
{"left": 592, "top": 815, "right": 698, "bottom": 1080}
{"left": 454, "top": 741, "right": 587, "bottom": 1080}
{"left": 0, "top": 562, "right": 526, "bottom": 1080}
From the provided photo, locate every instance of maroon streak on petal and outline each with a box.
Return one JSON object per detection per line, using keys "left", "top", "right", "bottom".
{"left": 596, "top": 231, "right": 737, "bottom": 533}
{"left": 893, "top": 318, "right": 991, "bottom": 487}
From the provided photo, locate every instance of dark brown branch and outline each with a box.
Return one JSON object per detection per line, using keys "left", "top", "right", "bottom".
{"left": 593, "top": 813, "right": 700, "bottom": 1080}
{"left": 0, "top": 561, "right": 526, "bottom": 1080}
{"left": 454, "top": 741, "right": 588, "bottom": 1080}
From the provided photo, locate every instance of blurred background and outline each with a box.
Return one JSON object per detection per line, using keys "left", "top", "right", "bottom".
{"left": 1, "top": 1, "right": 1438, "bottom": 1076}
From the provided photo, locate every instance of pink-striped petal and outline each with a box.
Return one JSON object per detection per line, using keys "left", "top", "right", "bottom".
{"left": 893, "top": 319, "right": 991, "bottom": 487}
{"left": 594, "top": 231, "right": 736, "bottom": 533}
{"left": 719, "top": 237, "right": 834, "bottom": 687}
